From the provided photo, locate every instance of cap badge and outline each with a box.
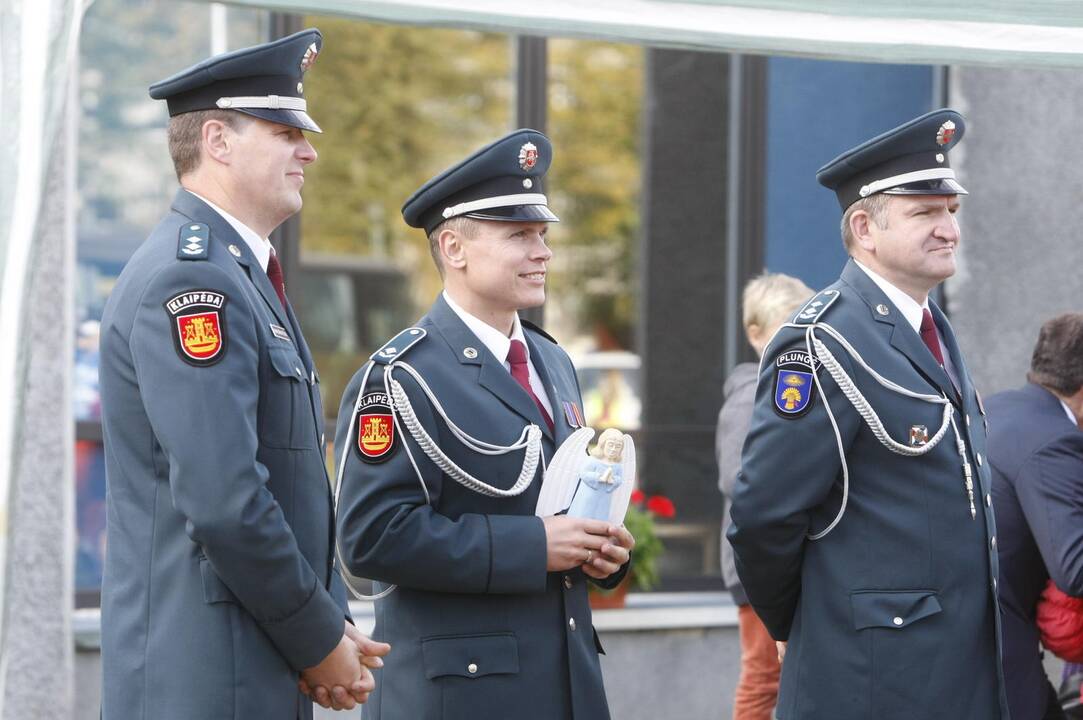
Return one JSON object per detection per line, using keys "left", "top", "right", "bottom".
{"left": 300, "top": 42, "right": 319, "bottom": 72}
{"left": 936, "top": 120, "right": 956, "bottom": 147}
{"left": 518, "top": 142, "right": 539, "bottom": 171}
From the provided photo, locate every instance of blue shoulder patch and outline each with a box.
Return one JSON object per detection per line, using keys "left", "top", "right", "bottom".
{"left": 177, "top": 223, "right": 210, "bottom": 260}
{"left": 794, "top": 289, "right": 841, "bottom": 325}
{"left": 371, "top": 327, "right": 426, "bottom": 364}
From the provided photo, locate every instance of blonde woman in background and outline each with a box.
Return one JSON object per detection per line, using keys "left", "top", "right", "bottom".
{"left": 717, "top": 273, "right": 814, "bottom": 720}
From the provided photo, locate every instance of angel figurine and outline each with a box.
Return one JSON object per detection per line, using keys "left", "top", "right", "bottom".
{"left": 535, "top": 427, "right": 636, "bottom": 526}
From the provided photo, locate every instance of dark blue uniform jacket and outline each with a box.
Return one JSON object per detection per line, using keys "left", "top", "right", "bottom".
{"left": 988, "top": 382, "right": 1083, "bottom": 720}
{"left": 335, "top": 295, "right": 624, "bottom": 720}
{"left": 729, "top": 260, "right": 1008, "bottom": 720}
{"left": 99, "top": 190, "right": 348, "bottom": 720}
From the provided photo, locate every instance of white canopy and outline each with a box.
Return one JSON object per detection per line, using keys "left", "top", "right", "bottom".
{"left": 218, "top": 0, "right": 1083, "bottom": 67}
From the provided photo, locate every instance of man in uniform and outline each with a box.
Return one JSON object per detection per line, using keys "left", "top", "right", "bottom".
{"left": 728, "top": 109, "right": 1008, "bottom": 719}
{"left": 99, "top": 30, "right": 388, "bottom": 719}
{"left": 988, "top": 313, "right": 1083, "bottom": 720}
{"left": 334, "top": 129, "right": 635, "bottom": 720}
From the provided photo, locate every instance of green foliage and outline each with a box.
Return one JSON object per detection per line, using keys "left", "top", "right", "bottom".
{"left": 547, "top": 40, "right": 642, "bottom": 349}
{"left": 300, "top": 16, "right": 513, "bottom": 307}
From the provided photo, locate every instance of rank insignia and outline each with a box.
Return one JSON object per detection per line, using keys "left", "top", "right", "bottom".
{"left": 165, "top": 290, "right": 227, "bottom": 366}
{"left": 910, "top": 425, "right": 929, "bottom": 447}
{"left": 773, "top": 350, "right": 819, "bottom": 419}
{"left": 356, "top": 392, "right": 395, "bottom": 463}
{"left": 563, "top": 400, "right": 584, "bottom": 428}
{"left": 518, "top": 142, "right": 539, "bottom": 171}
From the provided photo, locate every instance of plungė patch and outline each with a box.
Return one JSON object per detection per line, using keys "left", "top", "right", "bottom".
{"left": 773, "top": 350, "right": 820, "bottom": 419}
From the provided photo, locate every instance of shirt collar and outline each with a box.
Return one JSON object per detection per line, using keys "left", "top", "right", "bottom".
{"left": 853, "top": 259, "right": 928, "bottom": 334}
{"left": 442, "top": 291, "right": 527, "bottom": 364}
{"left": 185, "top": 190, "right": 272, "bottom": 272}
{"left": 1060, "top": 399, "right": 1077, "bottom": 425}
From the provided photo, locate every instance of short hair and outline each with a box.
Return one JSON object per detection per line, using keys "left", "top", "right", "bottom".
{"left": 426, "top": 215, "right": 483, "bottom": 276}
{"left": 167, "top": 109, "right": 250, "bottom": 180}
{"left": 1027, "top": 313, "right": 1083, "bottom": 395}
{"left": 742, "top": 272, "right": 815, "bottom": 331}
{"left": 840, "top": 193, "right": 891, "bottom": 252}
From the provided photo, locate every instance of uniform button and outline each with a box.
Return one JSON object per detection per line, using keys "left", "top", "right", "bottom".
{"left": 569, "top": 617, "right": 577, "bottom": 631}
{"left": 563, "top": 575, "right": 573, "bottom": 590}
{"left": 993, "top": 578, "right": 998, "bottom": 592}
{"left": 976, "top": 453, "right": 983, "bottom": 466}
{"left": 467, "top": 663, "right": 478, "bottom": 675}
{"left": 990, "top": 536, "right": 997, "bottom": 550}
{"left": 966, "top": 414, "right": 971, "bottom": 427}
{"left": 892, "top": 616, "right": 904, "bottom": 626}
{"left": 985, "top": 493, "right": 992, "bottom": 507}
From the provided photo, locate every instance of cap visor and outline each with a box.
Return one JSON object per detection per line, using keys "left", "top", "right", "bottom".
{"left": 236, "top": 107, "right": 322, "bottom": 133}
{"left": 464, "top": 204, "right": 559, "bottom": 223}
{"left": 882, "top": 178, "right": 967, "bottom": 196}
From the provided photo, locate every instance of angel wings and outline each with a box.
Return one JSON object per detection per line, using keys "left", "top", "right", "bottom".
{"left": 535, "top": 427, "right": 636, "bottom": 525}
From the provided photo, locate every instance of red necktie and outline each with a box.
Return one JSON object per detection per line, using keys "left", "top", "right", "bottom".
{"left": 266, "top": 251, "right": 288, "bottom": 310}
{"left": 507, "top": 340, "right": 554, "bottom": 433}
{"left": 920, "top": 308, "right": 945, "bottom": 366}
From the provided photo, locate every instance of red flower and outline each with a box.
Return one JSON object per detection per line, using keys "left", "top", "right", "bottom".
{"left": 646, "top": 495, "right": 676, "bottom": 519}
{"left": 630, "top": 489, "right": 646, "bottom": 505}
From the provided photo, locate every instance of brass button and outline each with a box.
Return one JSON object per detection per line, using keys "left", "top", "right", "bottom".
{"left": 892, "top": 616, "right": 903, "bottom": 626}
{"left": 569, "top": 617, "right": 577, "bottom": 631}
{"left": 563, "top": 575, "right": 573, "bottom": 590}
{"left": 467, "top": 663, "right": 478, "bottom": 674}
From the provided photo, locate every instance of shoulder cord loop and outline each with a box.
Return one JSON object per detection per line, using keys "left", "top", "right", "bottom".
{"left": 333, "top": 359, "right": 545, "bottom": 600}
{"left": 384, "top": 361, "right": 543, "bottom": 498}
{"left": 782, "top": 321, "right": 970, "bottom": 540}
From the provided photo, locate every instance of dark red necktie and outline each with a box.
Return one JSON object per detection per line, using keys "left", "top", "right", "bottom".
{"left": 507, "top": 339, "right": 554, "bottom": 433}
{"left": 266, "top": 251, "right": 288, "bottom": 310}
{"left": 920, "top": 308, "right": 945, "bottom": 366}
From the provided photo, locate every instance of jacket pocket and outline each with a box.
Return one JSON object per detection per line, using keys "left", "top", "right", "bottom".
{"left": 199, "top": 557, "right": 238, "bottom": 605}
{"left": 421, "top": 632, "right": 519, "bottom": 680}
{"left": 851, "top": 589, "right": 942, "bottom": 630}
{"left": 261, "top": 346, "right": 314, "bottom": 449}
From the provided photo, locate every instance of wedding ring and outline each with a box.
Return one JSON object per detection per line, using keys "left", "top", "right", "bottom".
{"left": 585, "top": 549, "right": 594, "bottom": 563}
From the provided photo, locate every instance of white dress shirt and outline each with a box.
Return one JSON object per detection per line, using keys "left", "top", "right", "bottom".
{"left": 853, "top": 259, "right": 960, "bottom": 388}
{"left": 185, "top": 190, "right": 273, "bottom": 272}
{"left": 442, "top": 291, "right": 554, "bottom": 418}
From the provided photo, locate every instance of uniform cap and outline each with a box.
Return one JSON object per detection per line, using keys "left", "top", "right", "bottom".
{"left": 149, "top": 29, "right": 323, "bottom": 133}
{"left": 817, "top": 108, "right": 968, "bottom": 211}
{"left": 402, "top": 129, "right": 559, "bottom": 235}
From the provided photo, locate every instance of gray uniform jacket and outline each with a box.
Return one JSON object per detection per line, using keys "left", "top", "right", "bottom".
{"left": 334, "top": 295, "right": 624, "bottom": 720}
{"left": 716, "top": 362, "right": 758, "bottom": 605}
{"left": 728, "top": 260, "right": 1008, "bottom": 720}
{"left": 99, "top": 190, "right": 348, "bottom": 720}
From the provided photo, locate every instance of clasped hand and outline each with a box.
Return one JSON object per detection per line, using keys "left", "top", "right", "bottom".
{"left": 542, "top": 516, "right": 635, "bottom": 579}
{"left": 299, "top": 621, "right": 391, "bottom": 710}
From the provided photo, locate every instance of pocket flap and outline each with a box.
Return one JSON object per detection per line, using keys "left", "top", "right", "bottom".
{"left": 851, "top": 590, "right": 942, "bottom": 630}
{"left": 421, "top": 633, "right": 519, "bottom": 680}
{"left": 199, "top": 558, "right": 238, "bottom": 605}
{"left": 268, "top": 346, "right": 307, "bottom": 382}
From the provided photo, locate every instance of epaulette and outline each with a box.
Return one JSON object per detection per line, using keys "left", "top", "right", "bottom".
{"left": 177, "top": 222, "right": 210, "bottom": 260}
{"left": 521, "top": 319, "right": 558, "bottom": 345}
{"left": 371, "top": 327, "right": 427, "bottom": 364}
{"left": 793, "top": 288, "right": 841, "bottom": 325}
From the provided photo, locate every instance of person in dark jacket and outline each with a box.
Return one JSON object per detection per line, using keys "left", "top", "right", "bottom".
{"left": 988, "top": 313, "right": 1083, "bottom": 720}
{"left": 717, "top": 273, "right": 812, "bottom": 720}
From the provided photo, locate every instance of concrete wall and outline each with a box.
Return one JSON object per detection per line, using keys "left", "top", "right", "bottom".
{"left": 948, "top": 66, "right": 1083, "bottom": 395}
